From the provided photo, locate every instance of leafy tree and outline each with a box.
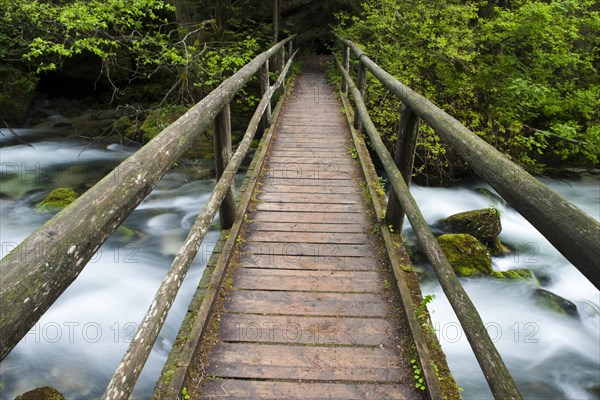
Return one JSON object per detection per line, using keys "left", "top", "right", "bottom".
{"left": 335, "top": 0, "right": 599, "bottom": 178}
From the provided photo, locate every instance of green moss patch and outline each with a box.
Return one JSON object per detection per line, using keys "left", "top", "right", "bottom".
{"left": 15, "top": 386, "right": 65, "bottom": 400}
{"left": 35, "top": 188, "right": 79, "bottom": 213}
{"left": 437, "top": 233, "right": 492, "bottom": 277}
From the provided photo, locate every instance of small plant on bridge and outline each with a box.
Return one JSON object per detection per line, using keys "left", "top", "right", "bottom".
{"left": 411, "top": 358, "right": 426, "bottom": 391}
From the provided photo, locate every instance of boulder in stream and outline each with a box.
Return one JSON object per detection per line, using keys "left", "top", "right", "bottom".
{"left": 533, "top": 288, "right": 579, "bottom": 317}
{"left": 440, "top": 207, "right": 503, "bottom": 255}
{"left": 15, "top": 386, "right": 65, "bottom": 400}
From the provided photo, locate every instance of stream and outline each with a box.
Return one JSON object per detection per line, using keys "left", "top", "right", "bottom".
{"left": 0, "top": 126, "right": 225, "bottom": 399}
{"left": 408, "top": 176, "right": 600, "bottom": 399}
{"left": 0, "top": 124, "right": 598, "bottom": 399}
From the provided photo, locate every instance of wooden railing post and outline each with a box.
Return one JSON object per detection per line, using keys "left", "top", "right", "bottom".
{"left": 288, "top": 39, "right": 293, "bottom": 58}
{"left": 387, "top": 105, "right": 420, "bottom": 230}
{"left": 354, "top": 61, "right": 367, "bottom": 130}
{"left": 214, "top": 103, "right": 236, "bottom": 229}
{"left": 342, "top": 45, "right": 350, "bottom": 95}
{"left": 278, "top": 47, "right": 286, "bottom": 87}
{"left": 260, "top": 60, "right": 272, "bottom": 132}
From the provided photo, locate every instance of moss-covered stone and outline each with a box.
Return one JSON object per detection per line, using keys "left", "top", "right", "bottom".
{"left": 35, "top": 188, "right": 79, "bottom": 212}
{"left": 533, "top": 288, "right": 579, "bottom": 317}
{"left": 0, "top": 65, "right": 38, "bottom": 124}
{"left": 491, "top": 268, "right": 538, "bottom": 283}
{"left": 441, "top": 207, "right": 503, "bottom": 255}
{"left": 15, "top": 386, "right": 65, "bottom": 400}
{"left": 116, "top": 225, "right": 137, "bottom": 240}
{"left": 135, "top": 105, "right": 214, "bottom": 160}
{"left": 437, "top": 233, "right": 492, "bottom": 277}
{"left": 586, "top": 385, "right": 600, "bottom": 398}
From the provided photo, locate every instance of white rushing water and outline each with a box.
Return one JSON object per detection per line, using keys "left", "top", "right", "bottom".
{"left": 1, "top": 127, "right": 598, "bottom": 399}
{"left": 0, "top": 132, "right": 222, "bottom": 399}
{"left": 409, "top": 176, "right": 600, "bottom": 399}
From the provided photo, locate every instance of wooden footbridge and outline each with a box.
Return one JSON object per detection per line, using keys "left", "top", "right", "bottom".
{"left": 1, "top": 36, "right": 598, "bottom": 400}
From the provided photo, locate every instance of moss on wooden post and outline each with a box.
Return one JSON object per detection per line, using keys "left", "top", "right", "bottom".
{"left": 260, "top": 60, "right": 272, "bottom": 131}
{"left": 354, "top": 62, "right": 367, "bottom": 131}
{"left": 387, "top": 105, "right": 420, "bottom": 231}
{"left": 342, "top": 45, "right": 350, "bottom": 95}
{"left": 214, "top": 103, "right": 236, "bottom": 229}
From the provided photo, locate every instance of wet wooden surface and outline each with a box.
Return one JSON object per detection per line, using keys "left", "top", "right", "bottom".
{"left": 196, "top": 57, "right": 421, "bottom": 399}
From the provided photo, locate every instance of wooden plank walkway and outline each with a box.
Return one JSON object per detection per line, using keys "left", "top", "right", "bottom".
{"left": 195, "top": 58, "right": 422, "bottom": 399}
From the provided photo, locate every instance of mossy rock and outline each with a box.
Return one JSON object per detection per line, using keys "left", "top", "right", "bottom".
{"left": 437, "top": 233, "right": 492, "bottom": 277}
{"left": 491, "top": 268, "right": 538, "bottom": 283}
{"left": 0, "top": 65, "right": 38, "bottom": 124}
{"left": 586, "top": 385, "right": 600, "bottom": 398}
{"left": 113, "top": 115, "right": 135, "bottom": 137}
{"left": 441, "top": 208, "right": 503, "bottom": 255}
{"left": 35, "top": 188, "right": 79, "bottom": 212}
{"left": 15, "top": 386, "right": 65, "bottom": 400}
{"left": 136, "top": 105, "right": 214, "bottom": 160}
{"left": 116, "top": 225, "right": 137, "bottom": 241}
{"left": 139, "top": 105, "right": 189, "bottom": 142}
{"left": 533, "top": 288, "right": 579, "bottom": 317}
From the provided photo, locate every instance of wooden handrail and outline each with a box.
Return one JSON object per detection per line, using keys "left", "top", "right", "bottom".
{"left": 335, "top": 51, "right": 523, "bottom": 399}
{"left": 336, "top": 35, "right": 600, "bottom": 290}
{"left": 0, "top": 35, "right": 296, "bottom": 362}
{"left": 103, "top": 48, "right": 299, "bottom": 400}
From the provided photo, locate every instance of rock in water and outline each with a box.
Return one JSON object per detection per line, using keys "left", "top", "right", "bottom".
{"left": 437, "top": 233, "right": 492, "bottom": 277}
{"left": 533, "top": 288, "right": 579, "bottom": 317}
{"left": 15, "top": 387, "right": 65, "bottom": 400}
{"left": 440, "top": 207, "right": 503, "bottom": 255}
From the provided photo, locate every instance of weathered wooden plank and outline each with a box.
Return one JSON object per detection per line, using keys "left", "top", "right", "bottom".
{"left": 253, "top": 202, "right": 361, "bottom": 213}
{"left": 250, "top": 211, "right": 364, "bottom": 224}
{"left": 261, "top": 177, "right": 356, "bottom": 186}
{"left": 224, "top": 290, "right": 387, "bottom": 317}
{"left": 257, "top": 193, "right": 362, "bottom": 204}
{"left": 199, "top": 380, "right": 416, "bottom": 400}
{"left": 240, "top": 242, "right": 377, "bottom": 258}
{"left": 258, "top": 184, "right": 360, "bottom": 194}
{"left": 266, "top": 151, "right": 352, "bottom": 159}
{"left": 245, "top": 231, "right": 370, "bottom": 244}
{"left": 233, "top": 268, "right": 382, "bottom": 292}
{"left": 206, "top": 343, "right": 403, "bottom": 382}
{"left": 248, "top": 221, "right": 366, "bottom": 234}
{"left": 236, "top": 253, "right": 378, "bottom": 271}
{"left": 268, "top": 154, "right": 353, "bottom": 160}
{"left": 264, "top": 170, "right": 355, "bottom": 186}
{"left": 266, "top": 162, "right": 356, "bottom": 172}
{"left": 264, "top": 168, "right": 355, "bottom": 181}
{"left": 219, "top": 314, "right": 395, "bottom": 346}
{"left": 272, "top": 142, "right": 349, "bottom": 149}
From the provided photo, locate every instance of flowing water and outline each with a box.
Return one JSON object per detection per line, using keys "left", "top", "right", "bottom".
{"left": 1, "top": 125, "right": 598, "bottom": 399}
{"left": 0, "top": 127, "right": 224, "bottom": 399}
{"left": 408, "top": 176, "right": 600, "bottom": 399}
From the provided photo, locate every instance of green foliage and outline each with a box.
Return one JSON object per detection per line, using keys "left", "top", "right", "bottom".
{"left": 1, "top": 0, "right": 264, "bottom": 110}
{"left": 335, "top": 0, "right": 600, "bottom": 177}
{"left": 2, "top": 0, "right": 179, "bottom": 75}
{"left": 411, "top": 358, "right": 427, "bottom": 391}
{"left": 181, "top": 387, "right": 191, "bottom": 400}
{"left": 0, "top": 64, "right": 38, "bottom": 122}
